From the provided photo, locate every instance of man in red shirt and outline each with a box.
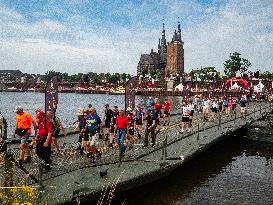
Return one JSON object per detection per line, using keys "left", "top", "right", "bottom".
{"left": 36, "top": 111, "right": 53, "bottom": 171}
{"left": 163, "top": 98, "right": 171, "bottom": 126}
{"left": 115, "top": 108, "right": 129, "bottom": 156}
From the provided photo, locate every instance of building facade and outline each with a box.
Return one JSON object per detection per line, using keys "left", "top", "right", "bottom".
{"left": 137, "top": 22, "right": 184, "bottom": 78}
{"left": 165, "top": 23, "right": 184, "bottom": 77}
{"left": 0, "top": 70, "right": 22, "bottom": 83}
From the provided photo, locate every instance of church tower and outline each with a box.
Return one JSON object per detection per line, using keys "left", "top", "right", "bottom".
{"left": 165, "top": 21, "right": 184, "bottom": 77}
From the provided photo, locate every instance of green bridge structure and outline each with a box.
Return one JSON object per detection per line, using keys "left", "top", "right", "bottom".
{"left": 0, "top": 101, "right": 273, "bottom": 204}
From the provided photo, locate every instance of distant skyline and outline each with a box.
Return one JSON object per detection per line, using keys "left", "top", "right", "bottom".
{"left": 0, "top": 0, "right": 272, "bottom": 75}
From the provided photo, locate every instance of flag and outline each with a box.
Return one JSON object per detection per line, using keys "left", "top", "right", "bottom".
{"left": 45, "top": 76, "right": 59, "bottom": 113}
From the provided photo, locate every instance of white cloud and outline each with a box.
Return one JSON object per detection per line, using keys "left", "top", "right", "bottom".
{"left": 0, "top": 0, "right": 273, "bottom": 75}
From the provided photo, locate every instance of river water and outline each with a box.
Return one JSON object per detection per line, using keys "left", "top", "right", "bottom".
{"left": 112, "top": 135, "right": 273, "bottom": 205}
{"left": 0, "top": 92, "right": 182, "bottom": 136}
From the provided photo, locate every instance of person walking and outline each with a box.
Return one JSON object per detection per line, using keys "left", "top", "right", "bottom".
{"left": 109, "top": 106, "right": 119, "bottom": 148}
{"left": 135, "top": 104, "right": 144, "bottom": 140}
{"left": 163, "top": 98, "right": 171, "bottom": 126}
{"left": 144, "top": 109, "right": 157, "bottom": 147}
{"left": 47, "top": 111, "right": 66, "bottom": 153}
{"left": 14, "top": 106, "right": 37, "bottom": 165}
{"left": 115, "top": 108, "right": 129, "bottom": 157}
{"left": 36, "top": 111, "right": 53, "bottom": 171}
{"left": 240, "top": 96, "right": 247, "bottom": 119}
{"left": 181, "top": 101, "right": 191, "bottom": 132}
{"left": 81, "top": 108, "right": 102, "bottom": 156}
{"left": 103, "top": 104, "right": 113, "bottom": 142}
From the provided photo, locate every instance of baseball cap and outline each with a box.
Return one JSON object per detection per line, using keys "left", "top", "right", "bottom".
{"left": 14, "top": 106, "right": 23, "bottom": 113}
{"left": 36, "top": 111, "right": 45, "bottom": 118}
{"left": 126, "top": 107, "right": 132, "bottom": 112}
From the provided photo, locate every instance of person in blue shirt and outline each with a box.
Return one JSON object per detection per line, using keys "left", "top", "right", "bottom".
{"left": 146, "top": 97, "right": 154, "bottom": 111}
{"left": 80, "top": 108, "right": 102, "bottom": 156}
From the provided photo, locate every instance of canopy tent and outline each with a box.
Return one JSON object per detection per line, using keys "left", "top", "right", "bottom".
{"left": 175, "top": 83, "right": 184, "bottom": 91}
{"left": 254, "top": 81, "right": 264, "bottom": 92}
{"left": 224, "top": 77, "right": 249, "bottom": 91}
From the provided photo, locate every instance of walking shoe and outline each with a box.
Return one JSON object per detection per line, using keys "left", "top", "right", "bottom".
{"left": 23, "top": 156, "right": 31, "bottom": 163}
{"left": 187, "top": 128, "right": 191, "bottom": 132}
{"left": 180, "top": 129, "right": 184, "bottom": 133}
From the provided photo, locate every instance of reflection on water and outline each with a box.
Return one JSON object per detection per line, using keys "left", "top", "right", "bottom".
{"left": 112, "top": 136, "right": 273, "bottom": 205}
{"left": 0, "top": 92, "right": 182, "bottom": 135}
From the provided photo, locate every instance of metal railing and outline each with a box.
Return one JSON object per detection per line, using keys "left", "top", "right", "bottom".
{"left": 0, "top": 102, "right": 272, "bottom": 188}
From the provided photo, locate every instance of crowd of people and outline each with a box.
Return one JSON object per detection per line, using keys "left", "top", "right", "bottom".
{"left": 0, "top": 94, "right": 251, "bottom": 171}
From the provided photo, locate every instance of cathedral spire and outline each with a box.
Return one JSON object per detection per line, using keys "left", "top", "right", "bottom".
{"left": 160, "top": 21, "right": 167, "bottom": 54}
{"left": 178, "top": 18, "right": 182, "bottom": 41}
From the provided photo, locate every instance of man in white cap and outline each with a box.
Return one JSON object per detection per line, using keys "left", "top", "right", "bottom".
{"left": 14, "top": 106, "right": 37, "bottom": 165}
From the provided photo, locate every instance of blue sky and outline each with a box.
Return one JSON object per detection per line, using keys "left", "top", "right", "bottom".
{"left": 0, "top": 0, "right": 272, "bottom": 74}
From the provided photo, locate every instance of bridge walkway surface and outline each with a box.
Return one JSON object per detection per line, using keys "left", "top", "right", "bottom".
{"left": 0, "top": 102, "right": 272, "bottom": 204}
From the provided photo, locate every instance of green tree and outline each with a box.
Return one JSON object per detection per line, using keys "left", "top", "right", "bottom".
{"left": 224, "top": 52, "right": 251, "bottom": 78}
{"left": 260, "top": 71, "right": 273, "bottom": 80}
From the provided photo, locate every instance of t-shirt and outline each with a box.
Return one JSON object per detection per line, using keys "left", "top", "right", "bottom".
{"left": 152, "top": 108, "right": 159, "bottom": 120}
{"left": 182, "top": 106, "right": 191, "bottom": 117}
{"left": 16, "top": 112, "right": 34, "bottom": 130}
{"left": 164, "top": 102, "right": 171, "bottom": 112}
{"left": 37, "top": 117, "right": 53, "bottom": 140}
{"left": 104, "top": 109, "right": 113, "bottom": 122}
{"left": 52, "top": 116, "right": 61, "bottom": 131}
{"left": 212, "top": 102, "right": 218, "bottom": 108}
{"left": 116, "top": 115, "right": 129, "bottom": 129}
{"left": 135, "top": 108, "right": 143, "bottom": 120}
{"left": 146, "top": 99, "right": 153, "bottom": 109}
{"left": 154, "top": 103, "right": 162, "bottom": 112}
{"left": 126, "top": 113, "right": 135, "bottom": 129}
{"left": 112, "top": 110, "right": 119, "bottom": 125}
{"left": 240, "top": 99, "right": 247, "bottom": 107}
{"left": 86, "top": 114, "right": 101, "bottom": 133}
{"left": 146, "top": 115, "right": 156, "bottom": 128}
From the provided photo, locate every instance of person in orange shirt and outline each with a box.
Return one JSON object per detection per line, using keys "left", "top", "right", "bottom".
{"left": 14, "top": 106, "right": 37, "bottom": 165}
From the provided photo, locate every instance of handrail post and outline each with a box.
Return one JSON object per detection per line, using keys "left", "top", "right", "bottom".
{"left": 197, "top": 123, "right": 200, "bottom": 140}
{"left": 234, "top": 111, "right": 236, "bottom": 124}
{"left": 3, "top": 151, "right": 14, "bottom": 189}
{"left": 218, "top": 114, "right": 221, "bottom": 128}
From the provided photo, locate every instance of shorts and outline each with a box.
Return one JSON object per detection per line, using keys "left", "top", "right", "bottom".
{"left": 105, "top": 121, "right": 111, "bottom": 128}
{"left": 164, "top": 111, "right": 170, "bottom": 116}
{"left": 211, "top": 108, "right": 218, "bottom": 113}
{"left": 136, "top": 118, "right": 143, "bottom": 125}
{"left": 203, "top": 106, "right": 210, "bottom": 114}
{"left": 224, "top": 104, "right": 228, "bottom": 108}
{"left": 21, "top": 133, "right": 31, "bottom": 144}
{"left": 182, "top": 117, "right": 189, "bottom": 122}
{"left": 53, "top": 129, "right": 60, "bottom": 138}
{"left": 218, "top": 106, "right": 223, "bottom": 112}
{"left": 110, "top": 125, "right": 116, "bottom": 133}
{"left": 83, "top": 132, "right": 90, "bottom": 141}
{"left": 128, "top": 128, "right": 134, "bottom": 135}
{"left": 241, "top": 107, "right": 246, "bottom": 113}
{"left": 90, "top": 133, "right": 99, "bottom": 146}
{"left": 232, "top": 105, "right": 236, "bottom": 110}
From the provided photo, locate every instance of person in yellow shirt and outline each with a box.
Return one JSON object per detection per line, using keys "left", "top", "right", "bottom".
{"left": 14, "top": 106, "right": 37, "bottom": 165}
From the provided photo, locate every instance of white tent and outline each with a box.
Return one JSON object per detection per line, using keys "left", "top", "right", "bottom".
{"left": 230, "top": 82, "right": 240, "bottom": 90}
{"left": 254, "top": 81, "right": 264, "bottom": 92}
{"left": 175, "top": 83, "right": 184, "bottom": 91}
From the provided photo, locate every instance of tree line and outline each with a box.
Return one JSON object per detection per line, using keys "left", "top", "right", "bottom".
{"left": 42, "top": 71, "right": 132, "bottom": 85}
